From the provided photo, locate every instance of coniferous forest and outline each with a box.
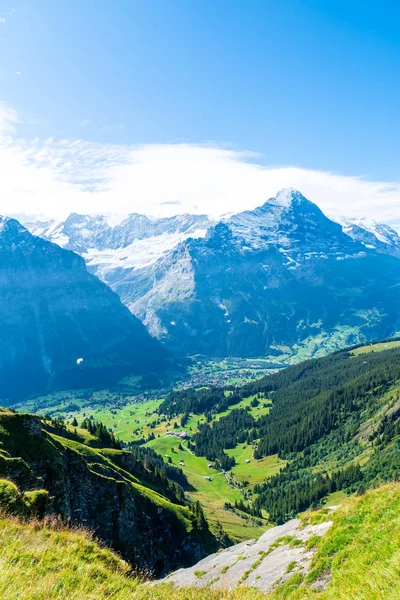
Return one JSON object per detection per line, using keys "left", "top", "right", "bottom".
{"left": 159, "top": 344, "right": 400, "bottom": 522}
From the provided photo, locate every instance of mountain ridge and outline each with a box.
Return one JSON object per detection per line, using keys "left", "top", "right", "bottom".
{"left": 22, "top": 190, "right": 400, "bottom": 359}
{"left": 0, "top": 217, "right": 174, "bottom": 401}
{"left": 0, "top": 408, "right": 217, "bottom": 574}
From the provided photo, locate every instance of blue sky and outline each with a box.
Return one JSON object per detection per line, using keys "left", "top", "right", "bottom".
{"left": 1, "top": 1, "right": 400, "bottom": 225}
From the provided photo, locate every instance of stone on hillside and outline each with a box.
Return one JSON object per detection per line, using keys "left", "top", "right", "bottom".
{"left": 156, "top": 516, "right": 333, "bottom": 593}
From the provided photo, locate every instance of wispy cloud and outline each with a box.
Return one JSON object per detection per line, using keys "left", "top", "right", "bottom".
{"left": 0, "top": 17, "right": 6, "bottom": 24}
{"left": 0, "top": 101, "right": 400, "bottom": 229}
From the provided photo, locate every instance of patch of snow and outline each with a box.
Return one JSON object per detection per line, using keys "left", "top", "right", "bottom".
{"left": 103, "top": 212, "right": 131, "bottom": 227}
{"left": 84, "top": 229, "right": 207, "bottom": 276}
{"left": 130, "top": 245, "right": 196, "bottom": 338}
{"left": 274, "top": 188, "right": 301, "bottom": 206}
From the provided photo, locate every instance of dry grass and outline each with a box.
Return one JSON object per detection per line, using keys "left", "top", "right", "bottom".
{"left": 1, "top": 483, "right": 399, "bottom": 599}
{"left": 0, "top": 513, "right": 263, "bottom": 600}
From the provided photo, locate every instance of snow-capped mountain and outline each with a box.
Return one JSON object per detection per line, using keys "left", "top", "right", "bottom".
{"left": 27, "top": 212, "right": 213, "bottom": 253}
{"left": 24, "top": 212, "right": 213, "bottom": 309}
{"left": 131, "top": 189, "right": 400, "bottom": 355}
{"left": 24, "top": 190, "right": 400, "bottom": 358}
{"left": 336, "top": 216, "right": 400, "bottom": 258}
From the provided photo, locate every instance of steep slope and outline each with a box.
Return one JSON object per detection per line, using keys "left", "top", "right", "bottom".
{"left": 133, "top": 190, "right": 400, "bottom": 356}
{"left": 0, "top": 408, "right": 216, "bottom": 574}
{"left": 0, "top": 483, "right": 398, "bottom": 599}
{"left": 0, "top": 217, "right": 173, "bottom": 402}
{"left": 25, "top": 212, "right": 213, "bottom": 312}
{"left": 338, "top": 216, "right": 400, "bottom": 258}
{"left": 159, "top": 515, "right": 333, "bottom": 593}
{"left": 158, "top": 484, "right": 400, "bottom": 599}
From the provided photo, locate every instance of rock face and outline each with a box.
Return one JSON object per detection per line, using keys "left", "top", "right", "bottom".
{"left": 0, "top": 409, "right": 216, "bottom": 575}
{"left": 0, "top": 217, "right": 173, "bottom": 402}
{"left": 25, "top": 190, "right": 400, "bottom": 359}
{"left": 338, "top": 216, "right": 400, "bottom": 258}
{"left": 132, "top": 190, "right": 400, "bottom": 356}
{"left": 26, "top": 212, "right": 212, "bottom": 310}
{"left": 158, "top": 516, "right": 332, "bottom": 593}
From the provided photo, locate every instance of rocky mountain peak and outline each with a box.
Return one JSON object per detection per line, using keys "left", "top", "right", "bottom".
{"left": 338, "top": 215, "right": 400, "bottom": 257}
{"left": 0, "top": 215, "right": 29, "bottom": 236}
{"left": 224, "top": 189, "right": 355, "bottom": 256}
{"left": 272, "top": 187, "right": 306, "bottom": 205}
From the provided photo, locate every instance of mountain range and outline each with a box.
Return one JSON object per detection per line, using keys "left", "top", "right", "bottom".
{"left": 0, "top": 217, "right": 173, "bottom": 402}
{"left": 25, "top": 189, "right": 400, "bottom": 359}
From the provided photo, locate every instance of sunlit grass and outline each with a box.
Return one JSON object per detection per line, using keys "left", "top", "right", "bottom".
{"left": 270, "top": 482, "right": 400, "bottom": 599}
{"left": 1, "top": 483, "right": 399, "bottom": 599}
{"left": 351, "top": 340, "right": 400, "bottom": 356}
{"left": 146, "top": 434, "right": 268, "bottom": 541}
{"left": 0, "top": 514, "right": 264, "bottom": 600}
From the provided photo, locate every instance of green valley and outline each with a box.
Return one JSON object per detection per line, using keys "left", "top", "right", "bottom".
{"left": 13, "top": 338, "right": 400, "bottom": 545}
{"left": 2, "top": 338, "right": 400, "bottom": 596}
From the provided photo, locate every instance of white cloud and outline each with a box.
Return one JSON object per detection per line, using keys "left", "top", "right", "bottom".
{"left": 0, "top": 101, "right": 399, "bottom": 230}
{"left": 0, "top": 17, "right": 6, "bottom": 23}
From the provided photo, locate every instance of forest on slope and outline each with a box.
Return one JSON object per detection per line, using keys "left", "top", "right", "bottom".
{"left": 0, "top": 408, "right": 217, "bottom": 575}
{"left": 159, "top": 341, "right": 400, "bottom": 522}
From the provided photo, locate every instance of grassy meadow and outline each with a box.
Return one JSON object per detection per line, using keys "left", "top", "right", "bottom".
{"left": 13, "top": 338, "right": 400, "bottom": 544}
{"left": 350, "top": 339, "right": 400, "bottom": 355}
{"left": 146, "top": 434, "right": 270, "bottom": 541}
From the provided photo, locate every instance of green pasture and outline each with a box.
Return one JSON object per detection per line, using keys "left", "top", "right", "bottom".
{"left": 63, "top": 398, "right": 163, "bottom": 442}
{"left": 226, "top": 445, "right": 287, "bottom": 486}
{"left": 146, "top": 435, "right": 269, "bottom": 541}
{"left": 351, "top": 340, "right": 400, "bottom": 356}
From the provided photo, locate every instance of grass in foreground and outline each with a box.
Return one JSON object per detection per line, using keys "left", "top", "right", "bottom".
{"left": 0, "top": 515, "right": 263, "bottom": 600}
{"left": 270, "top": 482, "right": 400, "bottom": 599}
{"left": 1, "top": 483, "right": 399, "bottom": 599}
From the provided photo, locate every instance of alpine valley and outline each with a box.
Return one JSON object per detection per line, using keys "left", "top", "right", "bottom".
{"left": 5, "top": 0, "right": 400, "bottom": 595}
{"left": 1, "top": 190, "right": 400, "bottom": 600}
{"left": 26, "top": 189, "right": 400, "bottom": 360}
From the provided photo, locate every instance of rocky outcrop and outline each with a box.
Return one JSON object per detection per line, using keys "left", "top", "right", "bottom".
{"left": 158, "top": 516, "right": 332, "bottom": 593}
{"left": 0, "top": 410, "right": 216, "bottom": 576}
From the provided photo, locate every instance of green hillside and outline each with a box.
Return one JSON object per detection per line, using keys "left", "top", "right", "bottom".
{"left": 18, "top": 339, "right": 400, "bottom": 542}
{"left": 0, "top": 483, "right": 398, "bottom": 599}
{"left": 0, "top": 408, "right": 217, "bottom": 575}
{"left": 157, "top": 341, "right": 400, "bottom": 523}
